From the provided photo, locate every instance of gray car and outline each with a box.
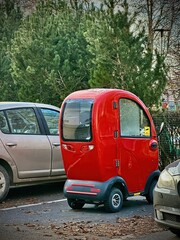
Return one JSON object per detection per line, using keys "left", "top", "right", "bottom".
{"left": 0, "top": 102, "right": 66, "bottom": 202}
{"left": 153, "top": 159, "right": 180, "bottom": 237}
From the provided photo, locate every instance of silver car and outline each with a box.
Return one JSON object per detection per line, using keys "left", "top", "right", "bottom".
{"left": 153, "top": 159, "right": 180, "bottom": 237}
{"left": 0, "top": 102, "right": 66, "bottom": 202}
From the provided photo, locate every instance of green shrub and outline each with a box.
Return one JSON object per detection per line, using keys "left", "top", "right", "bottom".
{"left": 152, "top": 111, "right": 180, "bottom": 170}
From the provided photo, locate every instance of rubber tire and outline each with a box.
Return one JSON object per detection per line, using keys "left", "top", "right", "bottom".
{"left": 146, "top": 180, "right": 157, "bottom": 204}
{"left": 67, "top": 198, "right": 85, "bottom": 209}
{"left": 104, "top": 187, "right": 123, "bottom": 213}
{"left": 0, "top": 165, "right": 10, "bottom": 202}
{"left": 170, "top": 228, "right": 180, "bottom": 237}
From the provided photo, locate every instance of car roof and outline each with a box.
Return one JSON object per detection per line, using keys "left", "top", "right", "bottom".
{"left": 0, "top": 102, "right": 60, "bottom": 111}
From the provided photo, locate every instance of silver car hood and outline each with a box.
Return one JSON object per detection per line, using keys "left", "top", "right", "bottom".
{"left": 166, "top": 159, "right": 180, "bottom": 176}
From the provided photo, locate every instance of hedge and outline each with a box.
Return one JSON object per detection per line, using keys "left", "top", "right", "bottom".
{"left": 152, "top": 111, "right": 180, "bottom": 170}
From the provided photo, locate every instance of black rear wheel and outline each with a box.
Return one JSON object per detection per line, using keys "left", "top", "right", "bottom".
{"left": 104, "top": 187, "right": 123, "bottom": 213}
{"left": 67, "top": 198, "right": 85, "bottom": 209}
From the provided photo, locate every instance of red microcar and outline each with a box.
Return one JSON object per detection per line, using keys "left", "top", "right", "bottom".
{"left": 59, "top": 89, "right": 160, "bottom": 212}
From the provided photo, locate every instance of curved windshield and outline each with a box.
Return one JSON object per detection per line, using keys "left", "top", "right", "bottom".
{"left": 62, "top": 99, "right": 93, "bottom": 141}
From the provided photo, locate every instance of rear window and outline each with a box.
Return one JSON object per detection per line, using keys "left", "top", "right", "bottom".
{"left": 62, "top": 99, "right": 93, "bottom": 141}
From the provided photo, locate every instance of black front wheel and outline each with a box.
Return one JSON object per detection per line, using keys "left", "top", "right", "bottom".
{"left": 67, "top": 198, "right": 85, "bottom": 210}
{"left": 146, "top": 180, "right": 157, "bottom": 204}
{"left": 104, "top": 187, "right": 123, "bottom": 213}
{"left": 0, "top": 165, "right": 10, "bottom": 202}
{"left": 170, "top": 228, "right": 180, "bottom": 237}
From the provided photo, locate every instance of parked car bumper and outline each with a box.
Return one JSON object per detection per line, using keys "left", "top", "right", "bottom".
{"left": 154, "top": 185, "right": 180, "bottom": 230}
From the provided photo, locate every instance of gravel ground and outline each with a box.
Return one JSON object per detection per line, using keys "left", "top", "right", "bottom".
{"left": 0, "top": 215, "right": 166, "bottom": 240}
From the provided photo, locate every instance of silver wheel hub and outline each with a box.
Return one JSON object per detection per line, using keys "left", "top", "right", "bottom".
{"left": 112, "top": 193, "right": 121, "bottom": 208}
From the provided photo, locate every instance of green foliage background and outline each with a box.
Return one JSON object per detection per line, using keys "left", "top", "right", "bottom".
{"left": 0, "top": 0, "right": 167, "bottom": 108}
{"left": 152, "top": 111, "right": 180, "bottom": 170}
{"left": 0, "top": 0, "right": 22, "bottom": 101}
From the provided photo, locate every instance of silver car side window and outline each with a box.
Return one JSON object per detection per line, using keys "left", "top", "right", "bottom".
{"left": 6, "top": 108, "right": 40, "bottom": 134}
{"left": 0, "top": 111, "right": 10, "bottom": 133}
{"left": 41, "top": 108, "right": 59, "bottom": 135}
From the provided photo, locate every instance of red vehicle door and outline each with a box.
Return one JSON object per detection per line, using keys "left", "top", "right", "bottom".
{"left": 116, "top": 97, "right": 158, "bottom": 193}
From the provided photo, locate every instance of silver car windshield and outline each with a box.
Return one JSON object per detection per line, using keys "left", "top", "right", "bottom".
{"left": 62, "top": 99, "right": 93, "bottom": 141}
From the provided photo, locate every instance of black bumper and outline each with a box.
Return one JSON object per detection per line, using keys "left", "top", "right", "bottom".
{"left": 63, "top": 177, "right": 127, "bottom": 203}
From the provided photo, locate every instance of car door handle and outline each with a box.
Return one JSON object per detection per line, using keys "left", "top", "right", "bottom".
{"left": 6, "top": 142, "right": 17, "bottom": 147}
{"left": 52, "top": 143, "right": 60, "bottom": 147}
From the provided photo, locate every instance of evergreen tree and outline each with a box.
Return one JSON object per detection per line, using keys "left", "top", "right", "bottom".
{"left": 0, "top": 0, "right": 22, "bottom": 101}
{"left": 8, "top": 0, "right": 167, "bottom": 107}
{"left": 84, "top": 0, "right": 167, "bottom": 107}
{"left": 10, "top": 0, "right": 90, "bottom": 106}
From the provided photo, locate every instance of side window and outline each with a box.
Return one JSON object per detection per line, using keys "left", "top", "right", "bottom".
{"left": 119, "top": 99, "right": 151, "bottom": 137}
{"left": 0, "top": 111, "right": 10, "bottom": 133}
{"left": 6, "top": 108, "right": 40, "bottom": 134}
{"left": 41, "top": 108, "right": 59, "bottom": 135}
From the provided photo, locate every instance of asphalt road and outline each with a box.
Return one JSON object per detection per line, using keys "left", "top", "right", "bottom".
{"left": 0, "top": 183, "right": 179, "bottom": 240}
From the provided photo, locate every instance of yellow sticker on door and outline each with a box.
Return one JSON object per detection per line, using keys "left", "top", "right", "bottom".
{"left": 144, "top": 126, "right": 150, "bottom": 136}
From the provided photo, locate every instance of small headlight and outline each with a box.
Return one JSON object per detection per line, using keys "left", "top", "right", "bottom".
{"left": 157, "top": 170, "right": 175, "bottom": 190}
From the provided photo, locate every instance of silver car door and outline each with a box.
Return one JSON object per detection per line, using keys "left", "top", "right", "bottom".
{"left": 3, "top": 107, "right": 51, "bottom": 178}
